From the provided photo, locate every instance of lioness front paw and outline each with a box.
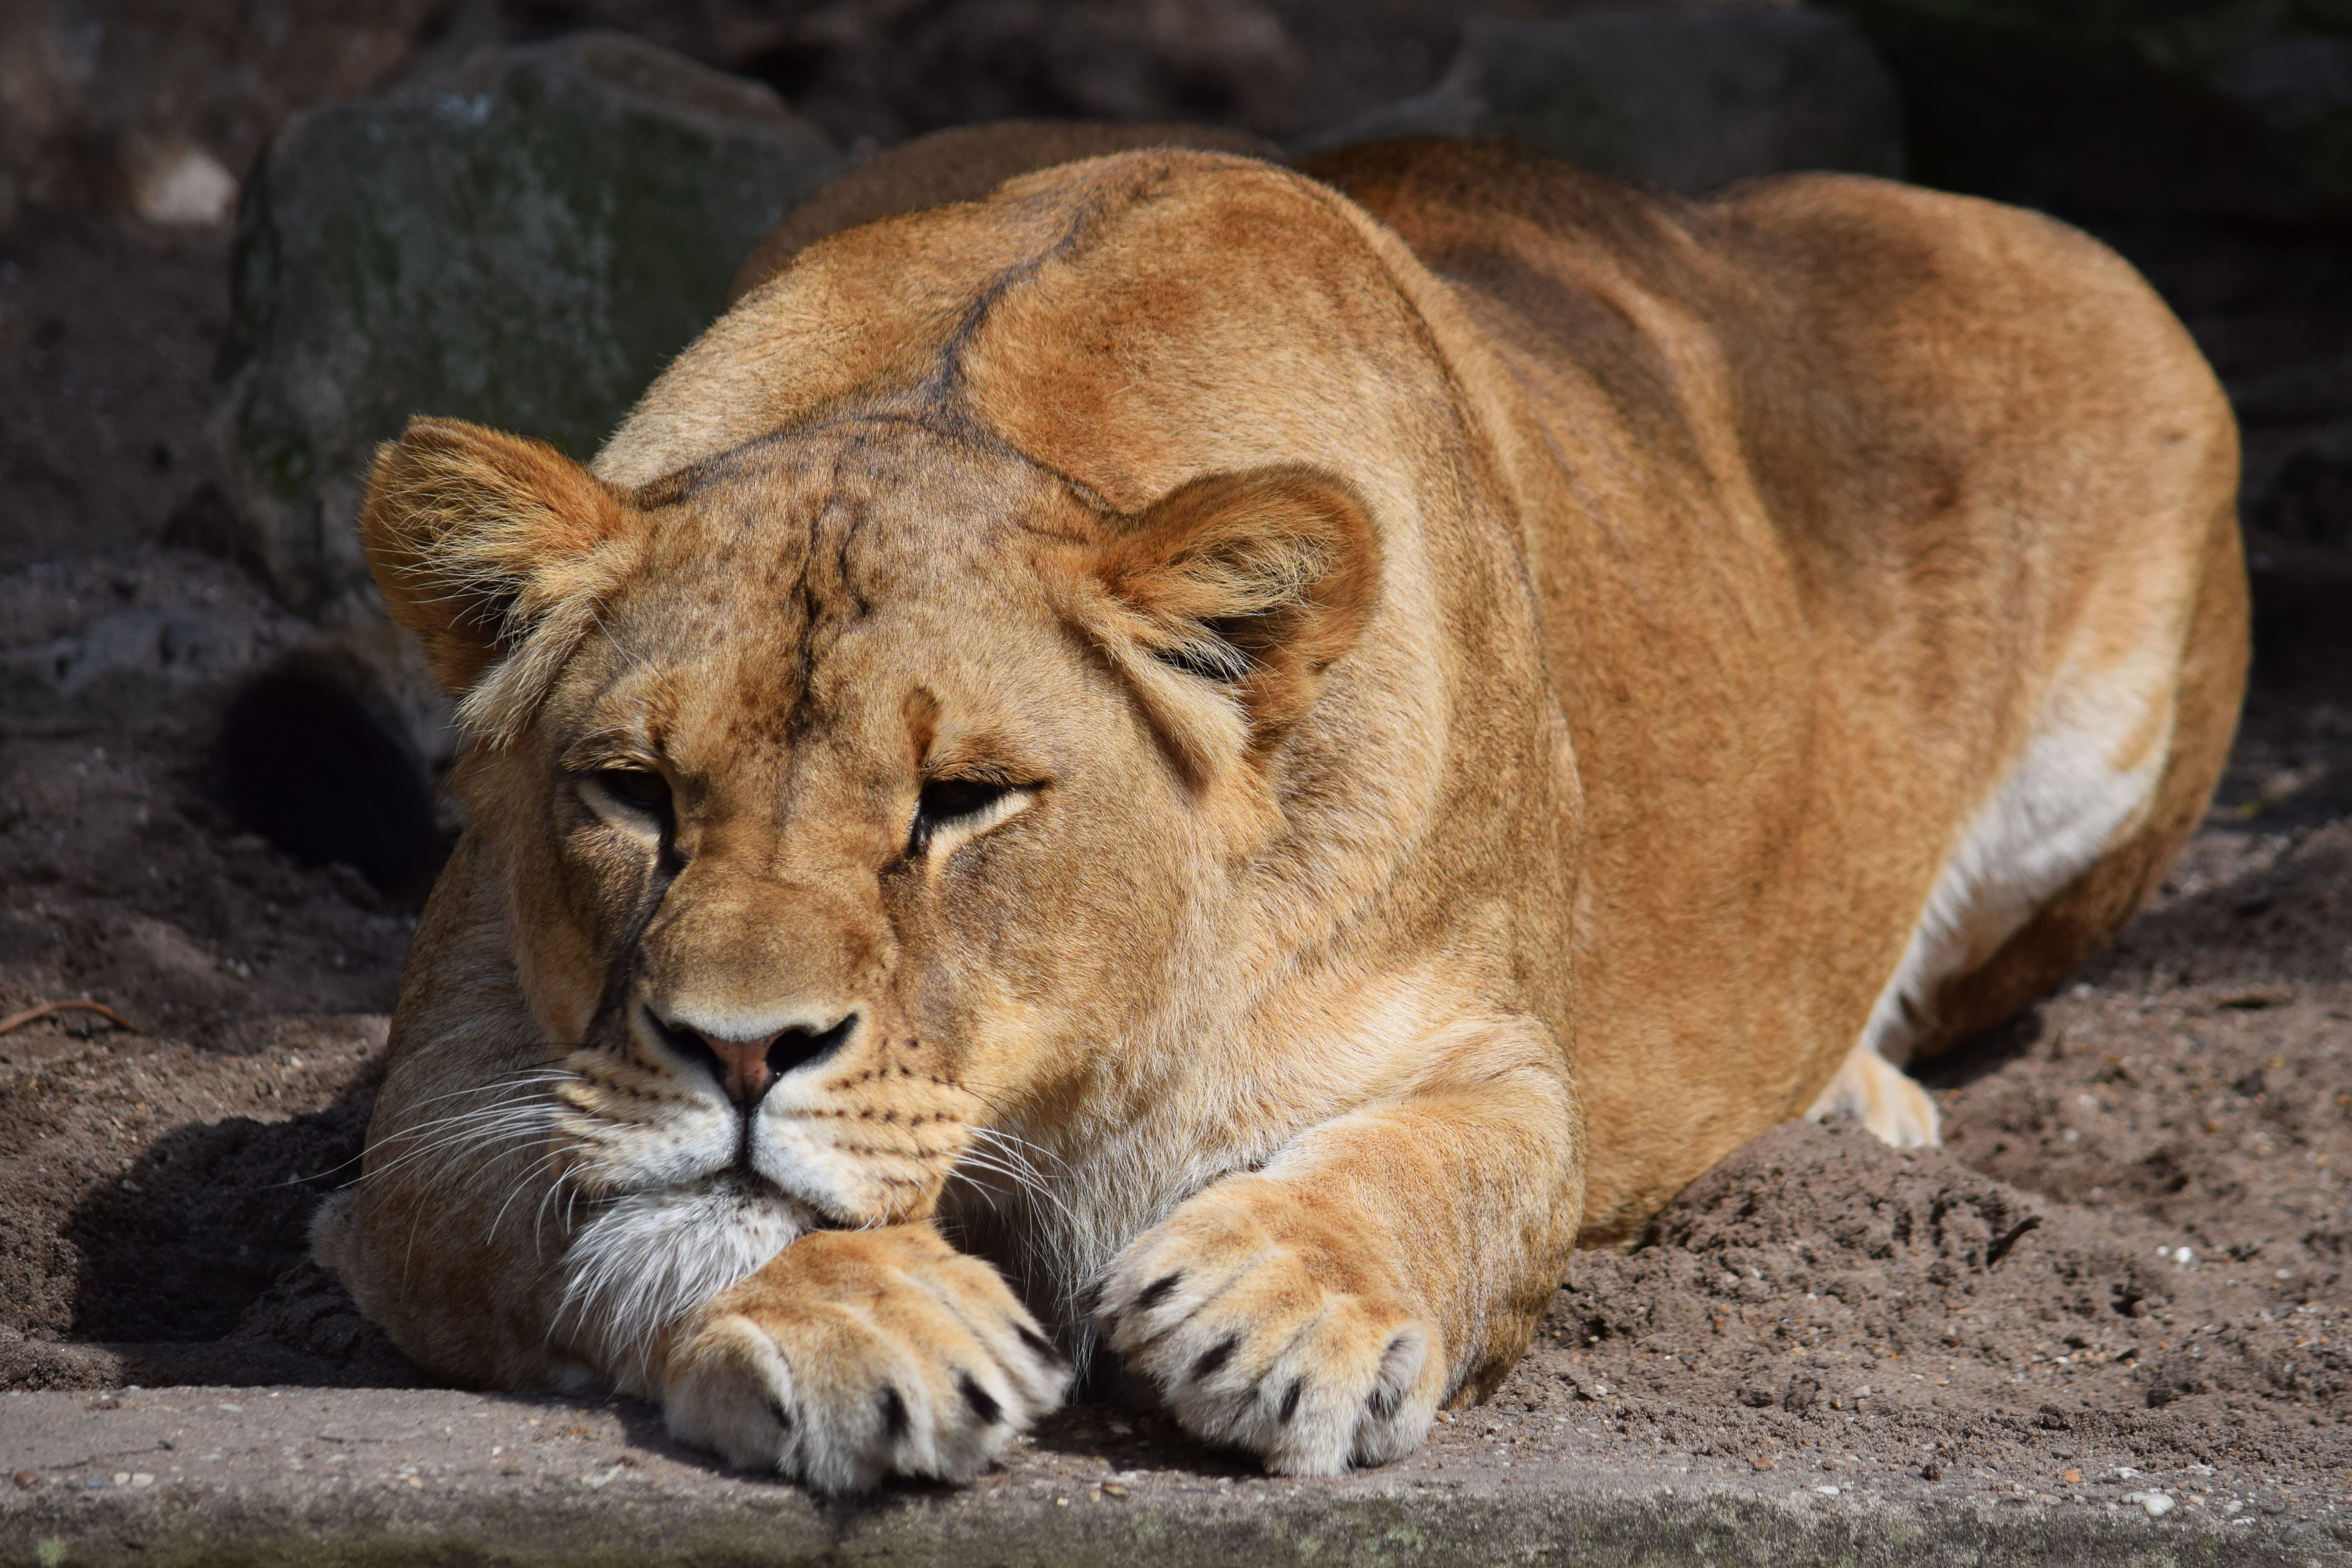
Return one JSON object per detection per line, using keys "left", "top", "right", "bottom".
{"left": 662, "top": 1225, "right": 1067, "bottom": 1492}
{"left": 1093, "top": 1182, "right": 1443, "bottom": 1475}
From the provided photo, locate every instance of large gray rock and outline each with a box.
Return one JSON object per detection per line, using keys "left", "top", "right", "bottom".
{"left": 1819, "top": 0, "right": 2352, "bottom": 226}
{"left": 2236, "top": 354, "right": 2352, "bottom": 555}
{"left": 1296, "top": 5, "right": 1904, "bottom": 191}
{"left": 0, "top": 608, "right": 270, "bottom": 735}
{"left": 209, "top": 33, "right": 841, "bottom": 613}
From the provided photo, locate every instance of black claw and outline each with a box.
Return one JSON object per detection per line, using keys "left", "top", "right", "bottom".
{"left": 1192, "top": 1334, "right": 1240, "bottom": 1382}
{"left": 770, "top": 1398, "right": 795, "bottom": 1430}
{"left": 959, "top": 1372, "right": 1004, "bottom": 1426}
{"left": 1135, "top": 1271, "right": 1182, "bottom": 1312}
{"left": 879, "top": 1385, "right": 911, "bottom": 1440}
{"left": 1279, "top": 1377, "right": 1304, "bottom": 1424}
{"left": 1014, "top": 1323, "right": 1057, "bottom": 1362}
{"left": 1367, "top": 1386, "right": 1400, "bottom": 1421}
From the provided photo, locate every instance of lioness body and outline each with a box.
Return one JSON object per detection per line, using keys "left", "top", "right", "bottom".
{"left": 320, "top": 137, "right": 2245, "bottom": 1487}
{"left": 1300, "top": 141, "right": 2246, "bottom": 1236}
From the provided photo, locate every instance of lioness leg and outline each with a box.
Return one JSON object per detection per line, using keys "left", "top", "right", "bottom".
{"left": 1821, "top": 508, "right": 2248, "bottom": 1133}
{"left": 663, "top": 1225, "right": 1067, "bottom": 1493}
{"left": 1805, "top": 1040, "right": 1939, "bottom": 1148}
{"left": 1922, "top": 515, "right": 2250, "bottom": 1052}
{"left": 1091, "top": 1050, "right": 1579, "bottom": 1475}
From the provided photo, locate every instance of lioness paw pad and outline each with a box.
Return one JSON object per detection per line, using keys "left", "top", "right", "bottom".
{"left": 1092, "top": 1194, "right": 1441, "bottom": 1474}
{"left": 662, "top": 1228, "right": 1066, "bottom": 1492}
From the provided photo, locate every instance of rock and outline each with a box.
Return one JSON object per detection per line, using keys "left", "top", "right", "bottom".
{"left": 1821, "top": 0, "right": 2352, "bottom": 224}
{"left": 210, "top": 33, "right": 841, "bottom": 612}
{"left": 1296, "top": 5, "right": 1904, "bottom": 192}
{"left": 2235, "top": 355, "right": 2352, "bottom": 555}
{"left": 124, "top": 141, "right": 239, "bottom": 226}
{"left": 0, "top": 0, "right": 440, "bottom": 223}
{"left": 0, "top": 609, "right": 269, "bottom": 734}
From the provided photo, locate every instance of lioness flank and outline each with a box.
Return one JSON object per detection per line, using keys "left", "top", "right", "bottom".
{"left": 315, "top": 134, "right": 2248, "bottom": 1491}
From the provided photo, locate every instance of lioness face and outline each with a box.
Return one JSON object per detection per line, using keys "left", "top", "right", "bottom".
{"left": 371, "top": 416, "right": 1375, "bottom": 1240}
{"left": 503, "top": 432, "right": 1185, "bottom": 1227}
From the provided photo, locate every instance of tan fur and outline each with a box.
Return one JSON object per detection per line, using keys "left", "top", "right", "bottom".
{"left": 317, "top": 131, "right": 2246, "bottom": 1489}
{"left": 727, "top": 121, "right": 1285, "bottom": 305}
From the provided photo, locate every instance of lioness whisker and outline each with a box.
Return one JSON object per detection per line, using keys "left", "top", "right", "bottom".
{"left": 365, "top": 1103, "right": 553, "bottom": 1168}
{"left": 947, "top": 1140, "right": 1078, "bottom": 1225}
{"left": 487, "top": 1146, "right": 574, "bottom": 1247}
{"left": 531, "top": 1161, "right": 572, "bottom": 1257}
{"left": 362, "top": 1106, "right": 557, "bottom": 1192}
{"left": 966, "top": 1123, "right": 1073, "bottom": 1177}
{"left": 359, "top": 1087, "right": 566, "bottom": 1155}
{"left": 393, "top": 1069, "right": 577, "bottom": 1114}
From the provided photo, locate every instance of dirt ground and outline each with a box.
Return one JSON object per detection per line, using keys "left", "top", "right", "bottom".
{"left": 3, "top": 84, "right": 2351, "bottom": 1531}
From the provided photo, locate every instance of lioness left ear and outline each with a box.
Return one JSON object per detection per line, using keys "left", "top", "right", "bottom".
{"left": 361, "top": 416, "right": 646, "bottom": 739}
{"left": 1063, "top": 465, "right": 1379, "bottom": 781}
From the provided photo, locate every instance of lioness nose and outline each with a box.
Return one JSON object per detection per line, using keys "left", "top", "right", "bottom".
{"left": 695, "top": 1032, "right": 780, "bottom": 1107}
{"left": 674, "top": 1014, "right": 859, "bottom": 1108}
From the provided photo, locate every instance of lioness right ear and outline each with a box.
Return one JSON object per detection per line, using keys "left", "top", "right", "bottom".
{"left": 1057, "top": 464, "right": 1380, "bottom": 784}
{"left": 361, "top": 417, "right": 645, "bottom": 731}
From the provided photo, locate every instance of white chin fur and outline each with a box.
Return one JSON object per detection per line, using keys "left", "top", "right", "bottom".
{"left": 558, "top": 1175, "right": 810, "bottom": 1384}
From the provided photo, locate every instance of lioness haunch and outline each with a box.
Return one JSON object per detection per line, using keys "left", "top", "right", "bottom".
{"left": 316, "top": 134, "right": 2246, "bottom": 1490}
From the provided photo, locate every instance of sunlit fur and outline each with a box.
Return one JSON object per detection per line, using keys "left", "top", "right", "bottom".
{"left": 317, "top": 135, "right": 2248, "bottom": 1490}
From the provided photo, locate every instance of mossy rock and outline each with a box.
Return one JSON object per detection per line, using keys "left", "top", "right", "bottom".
{"left": 212, "top": 33, "right": 841, "bottom": 613}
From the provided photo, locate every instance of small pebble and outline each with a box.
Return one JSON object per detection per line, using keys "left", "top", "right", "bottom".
{"left": 12, "top": 1472, "right": 37, "bottom": 1489}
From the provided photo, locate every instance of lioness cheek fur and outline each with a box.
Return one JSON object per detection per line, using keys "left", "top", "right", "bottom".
{"left": 325, "top": 130, "right": 2246, "bottom": 1488}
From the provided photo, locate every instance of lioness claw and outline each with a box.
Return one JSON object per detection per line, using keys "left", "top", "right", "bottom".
{"left": 1096, "top": 1185, "right": 1441, "bottom": 1474}
{"left": 662, "top": 1228, "right": 1065, "bottom": 1493}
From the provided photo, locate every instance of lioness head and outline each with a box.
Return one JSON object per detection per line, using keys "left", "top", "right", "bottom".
{"left": 361, "top": 409, "right": 1379, "bottom": 1242}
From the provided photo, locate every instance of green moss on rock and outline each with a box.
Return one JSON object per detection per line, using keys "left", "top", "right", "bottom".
{"left": 211, "top": 33, "right": 841, "bottom": 612}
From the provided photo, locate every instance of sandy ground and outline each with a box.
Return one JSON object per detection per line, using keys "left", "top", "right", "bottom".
{"left": 2, "top": 197, "right": 2350, "bottom": 1531}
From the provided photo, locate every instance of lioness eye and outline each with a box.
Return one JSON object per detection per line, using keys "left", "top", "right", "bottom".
{"left": 908, "top": 771, "right": 1030, "bottom": 860}
{"left": 918, "top": 777, "right": 1007, "bottom": 825}
{"left": 597, "top": 768, "right": 671, "bottom": 810}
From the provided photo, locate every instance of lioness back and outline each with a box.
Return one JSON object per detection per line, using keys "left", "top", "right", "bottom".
{"left": 1302, "top": 139, "right": 2246, "bottom": 1237}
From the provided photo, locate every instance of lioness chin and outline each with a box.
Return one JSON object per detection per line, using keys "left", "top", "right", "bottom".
{"left": 314, "top": 131, "right": 2247, "bottom": 1491}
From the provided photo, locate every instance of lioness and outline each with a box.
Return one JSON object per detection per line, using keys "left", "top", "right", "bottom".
{"left": 316, "top": 133, "right": 2247, "bottom": 1491}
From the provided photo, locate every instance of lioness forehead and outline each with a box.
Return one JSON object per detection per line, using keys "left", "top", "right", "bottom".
{"left": 639, "top": 419, "right": 1072, "bottom": 598}
{"left": 565, "top": 419, "right": 1093, "bottom": 755}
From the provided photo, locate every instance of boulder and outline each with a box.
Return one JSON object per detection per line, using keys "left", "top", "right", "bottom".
{"left": 2236, "top": 355, "right": 2352, "bottom": 555}
{"left": 1819, "top": 0, "right": 2352, "bottom": 224}
{"left": 0, "top": 607, "right": 268, "bottom": 734}
{"left": 210, "top": 33, "right": 841, "bottom": 613}
{"left": 1296, "top": 5, "right": 1904, "bottom": 192}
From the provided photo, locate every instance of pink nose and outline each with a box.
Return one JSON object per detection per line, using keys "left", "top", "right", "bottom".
{"left": 697, "top": 1031, "right": 781, "bottom": 1106}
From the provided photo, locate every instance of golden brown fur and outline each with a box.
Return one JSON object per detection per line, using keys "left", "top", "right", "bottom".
{"left": 317, "top": 131, "right": 2246, "bottom": 1490}
{"left": 727, "top": 121, "right": 1285, "bottom": 305}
